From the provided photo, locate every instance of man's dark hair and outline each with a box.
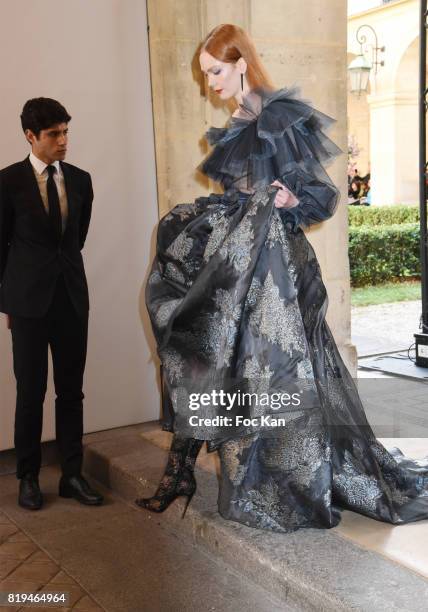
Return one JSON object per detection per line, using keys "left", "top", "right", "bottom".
{"left": 20, "top": 97, "right": 71, "bottom": 137}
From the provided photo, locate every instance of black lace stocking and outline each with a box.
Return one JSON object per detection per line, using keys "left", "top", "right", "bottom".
{"left": 136, "top": 436, "right": 204, "bottom": 513}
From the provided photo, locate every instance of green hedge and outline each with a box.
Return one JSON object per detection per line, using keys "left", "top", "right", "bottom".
{"left": 349, "top": 223, "right": 420, "bottom": 286}
{"left": 348, "top": 205, "right": 419, "bottom": 227}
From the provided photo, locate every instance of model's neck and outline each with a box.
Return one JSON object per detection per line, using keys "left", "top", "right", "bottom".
{"left": 234, "top": 76, "right": 251, "bottom": 107}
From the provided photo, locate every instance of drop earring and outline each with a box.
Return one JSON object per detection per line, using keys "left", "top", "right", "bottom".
{"left": 241, "top": 73, "right": 244, "bottom": 92}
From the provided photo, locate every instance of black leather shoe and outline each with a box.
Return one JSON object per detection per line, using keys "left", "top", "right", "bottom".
{"left": 59, "top": 474, "right": 103, "bottom": 505}
{"left": 18, "top": 474, "right": 43, "bottom": 510}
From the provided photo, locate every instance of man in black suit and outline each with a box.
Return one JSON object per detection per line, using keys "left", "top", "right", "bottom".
{"left": 0, "top": 98, "right": 103, "bottom": 509}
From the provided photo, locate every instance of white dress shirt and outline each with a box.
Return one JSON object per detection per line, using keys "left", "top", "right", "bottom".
{"left": 29, "top": 152, "right": 68, "bottom": 232}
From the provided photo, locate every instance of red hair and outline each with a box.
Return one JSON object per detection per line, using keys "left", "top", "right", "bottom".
{"left": 201, "top": 24, "right": 275, "bottom": 91}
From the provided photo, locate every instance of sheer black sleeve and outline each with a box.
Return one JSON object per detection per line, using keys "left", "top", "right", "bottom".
{"left": 277, "top": 162, "right": 340, "bottom": 231}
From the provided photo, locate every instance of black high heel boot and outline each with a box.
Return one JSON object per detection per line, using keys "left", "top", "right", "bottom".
{"left": 135, "top": 435, "right": 203, "bottom": 517}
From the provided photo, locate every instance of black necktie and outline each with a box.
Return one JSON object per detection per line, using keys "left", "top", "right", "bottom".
{"left": 47, "top": 165, "right": 62, "bottom": 241}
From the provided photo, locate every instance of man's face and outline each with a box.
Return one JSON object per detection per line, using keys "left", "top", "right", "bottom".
{"left": 25, "top": 122, "right": 68, "bottom": 164}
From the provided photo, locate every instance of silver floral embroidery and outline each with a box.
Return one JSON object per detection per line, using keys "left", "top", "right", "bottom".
{"left": 203, "top": 214, "right": 231, "bottom": 262}
{"left": 164, "top": 262, "right": 185, "bottom": 285}
{"left": 242, "top": 356, "right": 274, "bottom": 414}
{"left": 205, "top": 211, "right": 220, "bottom": 227}
{"left": 265, "top": 213, "right": 283, "bottom": 250}
{"left": 294, "top": 437, "right": 326, "bottom": 487}
{"left": 161, "top": 347, "right": 184, "bottom": 383}
{"left": 219, "top": 215, "right": 254, "bottom": 273}
{"left": 245, "top": 276, "right": 263, "bottom": 308}
{"left": 249, "top": 271, "right": 306, "bottom": 356}
{"left": 220, "top": 434, "right": 258, "bottom": 485}
{"left": 182, "top": 258, "right": 200, "bottom": 278}
{"left": 333, "top": 451, "right": 383, "bottom": 513}
{"left": 155, "top": 298, "right": 181, "bottom": 329}
{"left": 240, "top": 479, "right": 305, "bottom": 532}
{"left": 148, "top": 270, "right": 162, "bottom": 286}
{"left": 170, "top": 385, "right": 192, "bottom": 415}
{"left": 246, "top": 188, "right": 271, "bottom": 215}
{"left": 280, "top": 233, "right": 298, "bottom": 285}
{"left": 296, "top": 358, "right": 316, "bottom": 390}
{"left": 166, "top": 232, "right": 194, "bottom": 262}
{"left": 260, "top": 431, "right": 325, "bottom": 488}
{"left": 212, "top": 288, "right": 241, "bottom": 367}
{"left": 242, "top": 356, "right": 274, "bottom": 382}
{"left": 370, "top": 442, "right": 399, "bottom": 471}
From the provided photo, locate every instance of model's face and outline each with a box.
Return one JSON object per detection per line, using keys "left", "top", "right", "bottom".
{"left": 25, "top": 122, "right": 68, "bottom": 164}
{"left": 199, "top": 51, "right": 242, "bottom": 100}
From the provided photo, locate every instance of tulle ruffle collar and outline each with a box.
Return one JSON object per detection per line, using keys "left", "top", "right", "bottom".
{"left": 199, "top": 85, "right": 343, "bottom": 191}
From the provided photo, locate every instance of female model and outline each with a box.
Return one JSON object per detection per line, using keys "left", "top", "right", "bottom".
{"left": 136, "top": 24, "right": 428, "bottom": 532}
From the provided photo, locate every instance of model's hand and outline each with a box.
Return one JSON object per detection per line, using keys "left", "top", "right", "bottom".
{"left": 5, "top": 315, "right": 11, "bottom": 330}
{"left": 271, "top": 180, "right": 299, "bottom": 209}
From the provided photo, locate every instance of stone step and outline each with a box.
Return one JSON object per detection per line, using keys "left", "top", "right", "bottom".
{"left": 82, "top": 423, "right": 428, "bottom": 612}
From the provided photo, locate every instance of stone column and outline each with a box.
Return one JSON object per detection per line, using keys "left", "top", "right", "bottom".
{"left": 147, "top": 0, "right": 355, "bottom": 373}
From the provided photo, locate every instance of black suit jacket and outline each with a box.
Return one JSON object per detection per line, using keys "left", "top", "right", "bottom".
{"left": 0, "top": 157, "right": 93, "bottom": 318}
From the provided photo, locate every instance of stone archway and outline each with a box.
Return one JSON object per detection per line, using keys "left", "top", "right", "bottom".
{"left": 391, "top": 35, "right": 420, "bottom": 204}
{"left": 348, "top": 0, "right": 420, "bottom": 206}
{"left": 367, "top": 32, "right": 420, "bottom": 207}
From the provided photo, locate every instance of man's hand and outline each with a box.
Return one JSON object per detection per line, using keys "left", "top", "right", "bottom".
{"left": 271, "top": 180, "right": 299, "bottom": 209}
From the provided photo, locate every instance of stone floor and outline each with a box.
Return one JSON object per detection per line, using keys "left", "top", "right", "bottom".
{"left": 351, "top": 299, "right": 422, "bottom": 357}
{"left": 0, "top": 508, "right": 102, "bottom": 611}
{"left": 0, "top": 466, "right": 289, "bottom": 612}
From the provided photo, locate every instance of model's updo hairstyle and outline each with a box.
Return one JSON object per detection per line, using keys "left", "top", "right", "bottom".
{"left": 201, "top": 24, "right": 275, "bottom": 92}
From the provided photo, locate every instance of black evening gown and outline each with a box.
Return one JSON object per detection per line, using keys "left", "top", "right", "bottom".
{"left": 146, "top": 86, "right": 428, "bottom": 532}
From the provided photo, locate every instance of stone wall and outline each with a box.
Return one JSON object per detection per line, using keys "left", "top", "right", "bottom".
{"left": 147, "top": 0, "right": 355, "bottom": 372}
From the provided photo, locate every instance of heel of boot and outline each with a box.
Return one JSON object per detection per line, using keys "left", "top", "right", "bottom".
{"left": 181, "top": 491, "right": 195, "bottom": 519}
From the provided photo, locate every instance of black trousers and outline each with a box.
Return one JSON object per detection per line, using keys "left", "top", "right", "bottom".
{"left": 11, "top": 275, "right": 88, "bottom": 479}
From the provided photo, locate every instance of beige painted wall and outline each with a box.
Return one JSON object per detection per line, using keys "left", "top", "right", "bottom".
{"left": 0, "top": 0, "right": 160, "bottom": 451}
{"left": 147, "top": 0, "right": 355, "bottom": 371}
